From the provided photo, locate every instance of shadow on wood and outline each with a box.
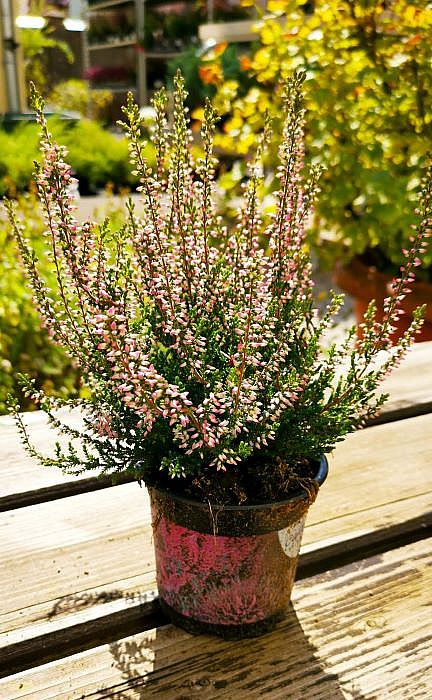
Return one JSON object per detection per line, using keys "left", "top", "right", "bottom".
{"left": 95, "top": 607, "right": 353, "bottom": 699}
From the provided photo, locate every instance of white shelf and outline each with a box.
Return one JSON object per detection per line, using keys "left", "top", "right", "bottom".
{"left": 87, "top": 0, "right": 132, "bottom": 11}
{"left": 199, "top": 19, "right": 258, "bottom": 43}
{"left": 88, "top": 39, "right": 137, "bottom": 50}
{"left": 93, "top": 84, "right": 137, "bottom": 92}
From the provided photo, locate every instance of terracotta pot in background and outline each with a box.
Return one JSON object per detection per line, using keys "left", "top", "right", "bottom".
{"left": 334, "top": 257, "right": 432, "bottom": 342}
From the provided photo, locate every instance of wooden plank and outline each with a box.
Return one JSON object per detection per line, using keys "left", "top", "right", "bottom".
{"left": 1, "top": 341, "right": 431, "bottom": 511}
{"left": 1, "top": 413, "right": 431, "bottom": 676}
{"left": 369, "top": 340, "right": 432, "bottom": 424}
{"left": 0, "top": 412, "right": 133, "bottom": 512}
{"left": 0, "top": 483, "right": 151, "bottom": 633}
{"left": 1, "top": 537, "right": 431, "bottom": 699}
{"left": 306, "top": 412, "right": 432, "bottom": 531}
{"left": 300, "top": 492, "right": 432, "bottom": 577}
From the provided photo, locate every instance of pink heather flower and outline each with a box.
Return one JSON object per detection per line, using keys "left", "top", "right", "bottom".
{"left": 5, "top": 75, "right": 431, "bottom": 480}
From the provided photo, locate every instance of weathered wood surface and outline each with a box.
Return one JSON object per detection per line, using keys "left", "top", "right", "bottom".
{"left": 0, "top": 411, "right": 133, "bottom": 512}
{"left": 2, "top": 537, "right": 430, "bottom": 699}
{"left": 1, "top": 413, "right": 431, "bottom": 677}
{"left": 368, "top": 340, "right": 432, "bottom": 424}
{"left": 1, "top": 341, "right": 431, "bottom": 511}
{"left": 1, "top": 344, "right": 430, "bottom": 679}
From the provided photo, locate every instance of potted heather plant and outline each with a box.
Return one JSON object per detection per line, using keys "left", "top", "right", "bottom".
{"left": 5, "top": 73, "right": 431, "bottom": 639}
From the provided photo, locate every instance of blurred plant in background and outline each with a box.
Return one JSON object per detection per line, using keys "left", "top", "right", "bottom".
{"left": 0, "top": 119, "right": 153, "bottom": 196}
{"left": 168, "top": 42, "right": 257, "bottom": 112}
{"left": 20, "top": 7, "right": 74, "bottom": 96}
{"left": 208, "top": 0, "right": 432, "bottom": 277}
{"left": 0, "top": 195, "right": 81, "bottom": 413}
{"left": 47, "top": 80, "right": 113, "bottom": 121}
{"left": 0, "top": 192, "right": 130, "bottom": 414}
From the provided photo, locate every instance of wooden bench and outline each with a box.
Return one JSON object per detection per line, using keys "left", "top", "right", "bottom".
{"left": 0, "top": 341, "right": 431, "bottom": 697}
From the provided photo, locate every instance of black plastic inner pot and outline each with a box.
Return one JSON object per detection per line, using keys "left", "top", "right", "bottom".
{"left": 149, "top": 455, "right": 328, "bottom": 537}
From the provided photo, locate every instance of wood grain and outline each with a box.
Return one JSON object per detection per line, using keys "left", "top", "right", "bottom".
{"left": 1, "top": 342, "right": 431, "bottom": 510}
{"left": 0, "top": 412, "right": 133, "bottom": 512}
{"left": 1, "top": 537, "right": 430, "bottom": 699}
{"left": 307, "top": 412, "right": 432, "bottom": 530}
{"left": 1, "top": 413, "right": 431, "bottom": 677}
{"left": 369, "top": 340, "right": 432, "bottom": 424}
{"left": 0, "top": 483, "right": 151, "bottom": 632}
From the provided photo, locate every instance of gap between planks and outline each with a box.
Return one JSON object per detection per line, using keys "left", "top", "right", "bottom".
{"left": 1, "top": 412, "right": 431, "bottom": 677}
{"left": 1, "top": 537, "right": 431, "bottom": 699}
{"left": 1, "top": 341, "right": 431, "bottom": 511}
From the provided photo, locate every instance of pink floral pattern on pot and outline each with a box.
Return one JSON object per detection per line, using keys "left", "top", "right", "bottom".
{"left": 152, "top": 515, "right": 303, "bottom": 626}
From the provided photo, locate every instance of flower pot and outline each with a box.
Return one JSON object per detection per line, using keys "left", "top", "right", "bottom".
{"left": 334, "top": 258, "right": 432, "bottom": 342}
{"left": 149, "top": 456, "right": 328, "bottom": 639}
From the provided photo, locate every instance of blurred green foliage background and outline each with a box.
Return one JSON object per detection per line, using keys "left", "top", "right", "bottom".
{"left": 3, "top": 0, "right": 432, "bottom": 411}
{"left": 206, "top": 0, "right": 432, "bottom": 275}
{"left": 0, "top": 195, "right": 80, "bottom": 413}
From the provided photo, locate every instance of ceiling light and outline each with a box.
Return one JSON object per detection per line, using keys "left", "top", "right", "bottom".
{"left": 15, "top": 15, "right": 46, "bottom": 29}
{"left": 63, "top": 18, "right": 87, "bottom": 31}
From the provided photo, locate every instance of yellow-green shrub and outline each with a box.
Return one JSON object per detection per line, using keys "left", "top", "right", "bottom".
{"left": 48, "top": 80, "right": 113, "bottom": 121}
{"left": 0, "top": 195, "right": 81, "bottom": 413}
{"left": 211, "top": 0, "right": 432, "bottom": 275}
{"left": 0, "top": 118, "right": 153, "bottom": 196}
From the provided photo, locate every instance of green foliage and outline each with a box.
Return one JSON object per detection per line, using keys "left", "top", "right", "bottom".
{"left": 0, "top": 119, "right": 152, "bottom": 195}
{"left": 168, "top": 46, "right": 214, "bottom": 110}
{"left": 210, "top": 0, "right": 432, "bottom": 276}
{"left": 63, "top": 120, "right": 136, "bottom": 192}
{"left": 0, "top": 124, "right": 37, "bottom": 195}
{"left": 0, "top": 195, "right": 80, "bottom": 414}
{"left": 48, "top": 80, "right": 113, "bottom": 122}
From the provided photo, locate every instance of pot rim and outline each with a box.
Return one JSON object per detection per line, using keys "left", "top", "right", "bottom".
{"left": 149, "top": 454, "right": 328, "bottom": 512}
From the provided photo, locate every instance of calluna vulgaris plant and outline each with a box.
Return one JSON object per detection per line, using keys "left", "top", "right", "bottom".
{"left": 5, "top": 73, "right": 432, "bottom": 504}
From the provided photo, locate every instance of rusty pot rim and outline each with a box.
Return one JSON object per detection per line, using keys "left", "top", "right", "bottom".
{"left": 149, "top": 456, "right": 328, "bottom": 536}
{"left": 149, "top": 454, "right": 328, "bottom": 512}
